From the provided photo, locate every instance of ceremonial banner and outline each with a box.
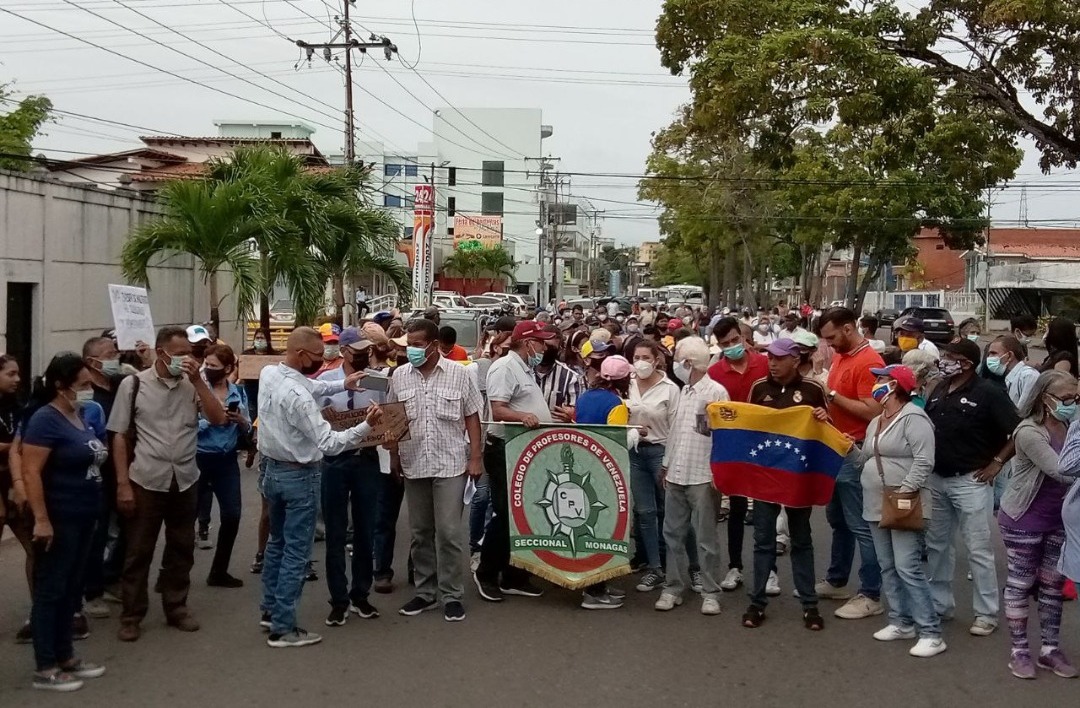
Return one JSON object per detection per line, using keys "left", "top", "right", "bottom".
{"left": 505, "top": 425, "right": 632, "bottom": 590}
{"left": 708, "top": 402, "right": 852, "bottom": 508}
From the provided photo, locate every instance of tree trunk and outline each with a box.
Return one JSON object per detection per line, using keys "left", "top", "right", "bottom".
{"left": 854, "top": 255, "right": 882, "bottom": 315}
{"left": 756, "top": 258, "right": 768, "bottom": 309}
{"left": 845, "top": 240, "right": 863, "bottom": 308}
{"left": 723, "top": 246, "right": 736, "bottom": 308}
{"left": 708, "top": 238, "right": 723, "bottom": 311}
{"left": 741, "top": 237, "right": 755, "bottom": 310}
{"left": 208, "top": 269, "right": 220, "bottom": 339}
{"left": 259, "top": 253, "right": 271, "bottom": 331}
{"left": 332, "top": 275, "right": 345, "bottom": 328}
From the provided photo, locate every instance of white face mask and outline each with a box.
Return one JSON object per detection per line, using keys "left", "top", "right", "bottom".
{"left": 633, "top": 360, "right": 655, "bottom": 379}
{"left": 673, "top": 361, "right": 692, "bottom": 383}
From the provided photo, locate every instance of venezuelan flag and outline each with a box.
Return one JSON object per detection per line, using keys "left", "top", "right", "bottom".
{"left": 708, "top": 402, "right": 853, "bottom": 508}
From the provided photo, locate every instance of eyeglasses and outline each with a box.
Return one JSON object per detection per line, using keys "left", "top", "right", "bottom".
{"left": 301, "top": 348, "right": 325, "bottom": 360}
{"left": 1048, "top": 393, "right": 1079, "bottom": 406}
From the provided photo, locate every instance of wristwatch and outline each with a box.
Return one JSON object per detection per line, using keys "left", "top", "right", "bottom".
{"left": 827, "top": 390, "right": 838, "bottom": 402}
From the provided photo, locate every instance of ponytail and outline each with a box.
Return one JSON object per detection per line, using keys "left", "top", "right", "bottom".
{"left": 19, "top": 352, "right": 86, "bottom": 430}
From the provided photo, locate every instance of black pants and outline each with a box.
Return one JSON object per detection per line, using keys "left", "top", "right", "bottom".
{"left": 32, "top": 516, "right": 96, "bottom": 671}
{"left": 476, "top": 437, "right": 528, "bottom": 586}
{"left": 749, "top": 502, "right": 817, "bottom": 609}
{"left": 728, "top": 495, "right": 748, "bottom": 569}
{"left": 196, "top": 451, "right": 242, "bottom": 578}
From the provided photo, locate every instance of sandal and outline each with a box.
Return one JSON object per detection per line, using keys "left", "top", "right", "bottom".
{"left": 741, "top": 606, "right": 766, "bottom": 628}
{"left": 803, "top": 608, "right": 824, "bottom": 631}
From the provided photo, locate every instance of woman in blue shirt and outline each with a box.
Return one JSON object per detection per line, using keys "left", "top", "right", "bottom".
{"left": 196, "top": 344, "right": 251, "bottom": 588}
{"left": 20, "top": 352, "right": 108, "bottom": 692}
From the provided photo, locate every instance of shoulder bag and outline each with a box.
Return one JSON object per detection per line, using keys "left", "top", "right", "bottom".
{"left": 874, "top": 416, "right": 924, "bottom": 531}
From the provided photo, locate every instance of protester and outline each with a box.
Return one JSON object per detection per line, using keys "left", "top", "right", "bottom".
{"left": 437, "top": 326, "right": 470, "bottom": 362}
{"left": 627, "top": 340, "right": 681, "bottom": 592}
{"left": 1011, "top": 314, "right": 1039, "bottom": 349}
{"left": 533, "top": 325, "right": 582, "bottom": 423}
{"left": 1057, "top": 417, "right": 1080, "bottom": 597}
{"left": 859, "top": 316, "right": 886, "bottom": 353}
{"left": 987, "top": 335, "right": 1040, "bottom": 408}
{"left": 856, "top": 365, "right": 944, "bottom": 657}
{"left": 1041, "top": 317, "right": 1079, "bottom": 375}
{"left": 900, "top": 348, "right": 940, "bottom": 408}
{"left": 743, "top": 338, "right": 828, "bottom": 631}
{"left": 315, "top": 323, "right": 343, "bottom": 375}
{"left": 816, "top": 307, "right": 885, "bottom": 620}
{"left": 242, "top": 327, "right": 278, "bottom": 424}
{"left": 256, "top": 327, "right": 381, "bottom": 647}
{"left": 186, "top": 325, "right": 213, "bottom": 365}
{"left": 655, "top": 337, "right": 729, "bottom": 616}
{"left": 998, "top": 370, "right": 1078, "bottom": 678}
{"left": 776, "top": 312, "right": 808, "bottom": 341}
{"left": 107, "top": 326, "right": 228, "bottom": 642}
{"left": 20, "top": 353, "right": 109, "bottom": 691}
{"left": 387, "top": 319, "right": 483, "bottom": 621}
{"left": 924, "top": 338, "right": 1018, "bottom": 637}
{"left": 894, "top": 318, "right": 940, "bottom": 358}
{"left": 956, "top": 318, "right": 982, "bottom": 343}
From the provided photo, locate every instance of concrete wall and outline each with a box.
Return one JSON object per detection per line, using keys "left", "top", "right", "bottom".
{"left": 0, "top": 170, "right": 240, "bottom": 376}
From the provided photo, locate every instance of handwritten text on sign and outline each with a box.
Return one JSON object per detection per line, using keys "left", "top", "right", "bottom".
{"left": 107, "top": 284, "right": 156, "bottom": 351}
{"left": 320, "top": 401, "right": 411, "bottom": 448}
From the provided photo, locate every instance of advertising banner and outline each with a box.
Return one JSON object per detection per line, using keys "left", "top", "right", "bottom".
{"left": 411, "top": 184, "right": 435, "bottom": 308}
{"left": 453, "top": 214, "right": 503, "bottom": 249}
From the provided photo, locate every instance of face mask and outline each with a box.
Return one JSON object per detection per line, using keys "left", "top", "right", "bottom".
{"left": 73, "top": 389, "right": 95, "bottom": 408}
{"left": 757, "top": 324, "right": 769, "bottom": 333}
{"left": 99, "top": 358, "right": 121, "bottom": 376}
{"left": 324, "top": 345, "right": 340, "bottom": 360}
{"left": 966, "top": 333, "right": 980, "bottom": 342}
{"left": 937, "top": 358, "right": 963, "bottom": 378}
{"left": 985, "top": 355, "right": 1007, "bottom": 376}
{"left": 1051, "top": 399, "right": 1078, "bottom": 423}
{"left": 897, "top": 336, "right": 918, "bottom": 352}
{"left": 626, "top": 324, "right": 639, "bottom": 334}
{"left": 722, "top": 343, "right": 746, "bottom": 361}
{"left": 673, "top": 361, "right": 692, "bottom": 383}
{"left": 871, "top": 381, "right": 895, "bottom": 402}
{"left": 1015, "top": 331, "right": 1032, "bottom": 345}
{"left": 299, "top": 356, "right": 323, "bottom": 376}
{"left": 540, "top": 347, "right": 559, "bottom": 367}
{"left": 162, "top": 352, "right": 185, "bottom": 378}
{"left": 406, "top": 345, "right": 430, "bottom": 368}
{"left": 681, "top": 317, "right": 692, "bottom": 325}
{"left": 616, "top": 316, "right": 625, "bottom": 323}
{"left": 254, "top": 340, "right": 268, "bottom": 352}
{"left": 633, "top": 360, "right": 655, "bottom": 379}
{"left": 204, "top": 367, "right": 228, "bottom": 385}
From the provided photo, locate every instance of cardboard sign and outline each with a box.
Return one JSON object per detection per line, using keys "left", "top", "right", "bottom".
{"left": 108, "top": 284, "right": 156, "bottom": 351}
{"left": 321, "top": 401, "right": 411, "bottom": 448}
{"left": 238, "top": 355, "right": 285, "bottom": 381}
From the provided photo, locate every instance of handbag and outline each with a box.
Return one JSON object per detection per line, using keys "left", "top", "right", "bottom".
{"left": 873, "top": 418, "right": 924, "bottom": 532}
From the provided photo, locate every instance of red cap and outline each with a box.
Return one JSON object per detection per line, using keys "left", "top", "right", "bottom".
{"left": 666, "top": 319, "right": 682, "bottom": 332}
{"left": 511, "top": 320, "right": 557, "bottom": 343}
{"left": 870, "top": 364, "right": 917, "bottom": 393}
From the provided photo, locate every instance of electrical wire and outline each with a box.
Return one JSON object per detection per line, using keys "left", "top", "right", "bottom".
{"left": 396, "top": 0, "right": 422, "bottom": 70}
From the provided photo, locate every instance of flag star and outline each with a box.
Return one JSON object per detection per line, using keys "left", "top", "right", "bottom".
{"left": 764, "top": 440, "right": 773, "bottom": 448}
{"left": 801, "top": 455, "right": 807, "bottom": 462}
{"left": 750, "top": 450, "right": 758, "bottom": 457}
{"left": 757, "top": 443, "right": 764, "bottom": 451}
{"left": 793, "top": 447, "right": 800, "bottom": 455}
{"left": 784, "top": 442, "right": 792, "bottom": 449}
{"left": 776, "top": 439, "right": 784, "bottom": 447}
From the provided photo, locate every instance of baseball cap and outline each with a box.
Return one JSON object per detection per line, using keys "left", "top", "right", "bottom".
{"left": 186, "top": 324, "right": 212, "bottom": 344}
{"left": 600, "top": 355, "right": 633, "bottom": 380}
{"left": 372, "top": 311, "right": 393, "bottom": 324}
{"left": 318, "top": 322, "right": 341, "bottom": 343}
{"left": 870, "top": 364, "right": 917, "bottom": 393}
{"left": 390, "top": 335, "right": 408, "bottom": 347}
{"left": 511, "top": 320, "right": 557, "bottom": 343}
{"left": 766, "top": 338, "right": 802, "bottom": 358}
{"left": 896, "top": 317, "right": 924, "bottom": 334}
{"left": 488, "top": 315, "right": 517, "bottom": 333}
{"left": 582, "top": 339, "right": 616, "bottom": 358}
{"left": 944, "top": 338, "right": 981, "bottom": 364}
{"left": 666, "top": 319, "right": 682, "bottom": 332}
{"left": 361, "top": 322, "right": 389, "bottom": 347}
{"left": 339, "top": 327, "right": 373, "bottom": 350}
{"left": 791, "top": 330, "right": 819, "bottom": 349}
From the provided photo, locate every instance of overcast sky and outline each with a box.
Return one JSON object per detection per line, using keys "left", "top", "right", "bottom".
{"left": 2, "top": 0, "right": 1077, "bottom": 247}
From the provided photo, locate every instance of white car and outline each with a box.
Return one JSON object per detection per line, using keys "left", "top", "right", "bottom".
{"left": 483, "top": 292, "right": 530, "bottom": 315}
{"left": 432, "top": 291, "right": 471, "bottom": 309}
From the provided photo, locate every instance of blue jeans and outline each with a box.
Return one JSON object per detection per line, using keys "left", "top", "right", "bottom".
{"left": 630, "top": 443, "right": 665, "bottom": 571}
{"left": 32, "top": 516, "right": 96, "bottom": 671}
{"left": 196, "top": 451, "right": 242, "bottom": 578}
{"left": 871, "top": 523, "right": 941, "bottom": 638}
{"left": 260, "top": 459, "right": 320, "bottom": 635}
{"left": 926, "top": 472, "right": 1000, "bottom": 623}
{"left": 322, "top": 449, "right": 381, "bottom": 609}
{"left": 469, "top": 473, "right": 492, "bottom": 553}
{"left": 825, "top": 448, "right": 881, "bottom": 599}
{"left": 373, "top": 471, "right": 405, "bottom": 580}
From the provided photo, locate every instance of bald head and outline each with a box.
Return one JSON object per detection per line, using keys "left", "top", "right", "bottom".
{"left": 284, "top": 327, "right": 325, "bottom": 374}
{"left": 287, "top": 327, "right": 322, "bottom": 352}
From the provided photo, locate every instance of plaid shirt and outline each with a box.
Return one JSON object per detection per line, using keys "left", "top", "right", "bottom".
{"left": 663, "top": 373, "right": 730, "bottom": 485}
{"left": 534, "top": 361, "right": 583, "bottom": 411}
{"left": 388, "top": 357, "right": 483, "bottom": 479}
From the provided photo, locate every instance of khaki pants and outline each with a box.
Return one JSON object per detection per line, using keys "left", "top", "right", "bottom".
{"left": 405, "top": 475, "right": 467, "bottom": 605}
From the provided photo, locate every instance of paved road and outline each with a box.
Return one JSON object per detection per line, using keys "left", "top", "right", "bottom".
{"left": 2, "top": 468, "right": 1078, "bottom": 706}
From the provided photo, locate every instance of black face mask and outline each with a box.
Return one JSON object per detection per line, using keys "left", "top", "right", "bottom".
{"left": 351, "top": 351, "right": 371, "bottom": 371}
{"left": 204, "top": 367, "right": 228, "bottom": 385}
{"left": 300, "top": 355, "right": 323, "bottom": 376}
{"left": 540, "top": 347, "right": 559, "bottom": 367}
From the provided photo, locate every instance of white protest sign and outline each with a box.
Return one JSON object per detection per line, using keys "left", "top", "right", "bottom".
{"left": 108, "top": 284, "right": 156, "bottom": 351}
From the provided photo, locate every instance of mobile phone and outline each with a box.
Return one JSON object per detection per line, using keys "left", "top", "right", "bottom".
{"left": 227, "top": 401, "right": 239, "bottom": 413}
{"left": 359, "top": 371, "right": 390, "bottom": 392}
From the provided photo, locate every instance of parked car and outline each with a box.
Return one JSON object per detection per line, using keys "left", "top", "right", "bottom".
{"left": 432, "top": 291, "right": 471, "bottom": 309}
{"left": 564, "top": 297, "right": 597, "bottom": 313}
{"left": 405, "top": 308, "right": 493, "bottom": 351}
{"left": 483, "top": 292, "right": 530, "bottom": 315}
{"left": 465, "top": 295, "right": 506, "bottom": 311}
{"left": 269, "top": 299, "right": 295, "bottom": 326}
{"left": 895, "top": 306, "right": 955, "bottom": 344}
{"left": 875, "top": 308, "right": 901, "bottom": 326}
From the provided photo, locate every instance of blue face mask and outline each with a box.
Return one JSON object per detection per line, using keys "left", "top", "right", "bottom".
{"left": 162, "top": 352, "right": 185, "bottom": 378}
{"left": 985, "top": 355, "right": 1007, "bottom": 376}
{"left": 1051, "top": 399, "right": 1078, "bottom": 422}
{"left": 966, "top": 333, "right": 980, "bottom": 342}
{"left": 406, "top": 345, "right": 430, "bottom": 368}
{"left": 722, "top": 343, "right": 746, "bottom": 361}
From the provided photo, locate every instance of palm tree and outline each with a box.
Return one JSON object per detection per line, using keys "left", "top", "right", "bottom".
{"left": 478, "top": 246, "right": 517, "bottom": 291}
{"left": 120, "top": 179, "right": 263, "bottom": 335}
{"left": 442, "top": 249, "right": 486, "bottom": 283}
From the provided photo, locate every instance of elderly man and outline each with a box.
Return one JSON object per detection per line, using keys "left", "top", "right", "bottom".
{"left": 389, "top": 319, "right": 484, "bottom": 621}
{"left": 257, "top": 327, "right": 381, "bottom": 648}
{"left": 895, "top": 318, "right": 940, "bottom": 358}
{"left": 107, "top": 326, "right": 228, "bottom": 642}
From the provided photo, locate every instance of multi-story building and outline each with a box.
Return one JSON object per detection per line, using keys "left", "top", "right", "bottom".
{"left": 638, "top": 240, "right": 661, "bottom": 266}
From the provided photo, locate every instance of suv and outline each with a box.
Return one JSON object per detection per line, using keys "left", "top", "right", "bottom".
{"left": 405, "top": 308, "right": 494, "bottom": 351}
{"left": 896, "top": 306, "right": 955, "bottom": 344}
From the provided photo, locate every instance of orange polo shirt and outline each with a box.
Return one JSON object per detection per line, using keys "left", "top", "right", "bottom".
{"left": 825, "top": 341, "right": 883, "bottom": 441}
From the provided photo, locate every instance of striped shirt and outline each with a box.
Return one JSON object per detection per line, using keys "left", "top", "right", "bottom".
{"left": 534, "top": 361, "right": 583, "bottom": 411}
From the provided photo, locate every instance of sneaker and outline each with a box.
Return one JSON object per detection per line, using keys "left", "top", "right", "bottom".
{"left": 742, "top": 605, "right": 766, "bottom": 628}
{"left": 349, "top": 600, "right": 379, "bottom": 619}
{"left": 72, "top": 614, "right": 90, "bottom": 640}
{"left": 83, "top": 598, "right": 111, "bottom": 619}
{"left": 15, "top": 621, "right": 32, "bottom": 644}
{"left": 909, "top": 637, "right": 948, "bottom": 658}
{"left": 701, "top": 597, "right": 722, "bottom": 616}
{"left": 325, "top": 607, "right": 348, "bottom": 627}
{"left": 116, "top": 622, "right": 140, "bottom": 642}
{"left": 581, "top": 591, "right": 624, "bottom": 610}
{"left": 834, "top": 594, "right": 883, "bottom": 620}
{"left": 654, "top": 592, "right": 683, "bottom": 611}
{"left": 766, "top": 571, "right": 781, "bottom": 597}
{"left": 500, "top": 579, "right": 544, "bottom": 598}
{"left": 250, "top": 553, "right": 264, "bottom": 574}
{"left": 608, "top": 586, "right": 627, "bottom": 600}
{"left": 473, "top": 573, "right": 504, "bottom": 602}
{"left": 690, "top": 570, "right": 704, "bottom": 594}
{"left": 102, "top": 589, "right": 122, "bottom": 604}
{"left": 373, "top": 576, "right": 394, "bottom": 594}
{"left": 630, "top": 559, "right": 649, "bottom": 573}
{"left": 398, "top": 597, "right": 439, "bottom": 616}
{"left": 304, "top": 561, "right": 319, "bottom": 582}
{"left": 874, "top": 624, "right": 917, "bottom": 641}
{"left": 314, "top": 524, "right": 326, "bottom": 542}
{"left": 61, "top": 660, "right": 106, "bottom": 679}
{"left": 720, "top": 568, "right": 743, "bottom": 592}
{"left": 166, "top": 614, "right": 200, "bottom": 632}
{"left": 267, "top": 628, "right": 322, "bottom": 648}
{"left": 470, "top": 552, "right": 481, "bottom": 573}
{"left": 815, "top": 580, "right": 852, "bottom": 600}
{"left": 444, "top": 601, "right": 466, "bottom": 622}
{"left": 1010, "top": 651, "right": 1037, "bottom": 679}
{"left": 635, "top": 570, "right": 664, "bottom": 592}
{"left": 196, "top": 530, "right": 213, "bottom": 550}
{"left": 207, "top": 573, "right": 244, "bottom": 588}
{"left": 969, "top": 618, "right": 997, "bottom": 636}
{"left": 259, "top": 611, "right": 272, "bottom": 630}
{"left": 33, "top": 670, "right": 83, "bottom": 692}
{"left": 1037, "top": 648, "right": 1079, "bottom": 678}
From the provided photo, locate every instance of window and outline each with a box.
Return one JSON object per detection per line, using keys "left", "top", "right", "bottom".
{"left": 384, "top": 164, "right": 404, "bottom": 176}
{"left": 447, "top": 227, "right": 455, "bottom": 236}
{"left": 405, "top": 195, "right": 415, "bottom": 209}
{"left": 447, "top": 196, "right": 456, "bottom": 217}
{"left": 383, "top": 194, "right": 402, "bottom": 208}
{"left": 404, "top": 226, "right": 414, "bottom": 237}
{"left": 270, "top": 131, "right": 282, "bottom": 139}
{"left": 447, "top": 166, "right": 457, "bottom": 186}
{"left": 404, "top": 163, "right": 419, "bottom": 177}
{"left": 481, "top": 192, "right": 504, "bottom": 215}
{"left": 482, "top": 161, "right": 504, "bottom": 187}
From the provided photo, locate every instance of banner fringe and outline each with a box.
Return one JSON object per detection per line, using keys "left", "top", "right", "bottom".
{"left": 509, "top": 558, "right": 632, "bottom": 591}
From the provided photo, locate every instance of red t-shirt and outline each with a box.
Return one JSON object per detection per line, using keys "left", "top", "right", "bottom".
{"left": 826, "top": 341, "right": 884, "bottom": 440}
{"left": 707, "top": 349, "right": 770, "bottom": 403}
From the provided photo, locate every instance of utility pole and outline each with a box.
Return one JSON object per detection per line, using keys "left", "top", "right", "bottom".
{"left": 983, "top": 186, "right": 993, "bottom": 330}
{"left": 526, "top": 156, "right": 560, "bottom": 306}
{"left": 296, "top": 1, "right": 398, "bottom": 164}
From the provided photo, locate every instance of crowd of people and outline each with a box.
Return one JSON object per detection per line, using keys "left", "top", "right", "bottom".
{"left": 3, "top": 299, "right": 1080, "bottom": 691}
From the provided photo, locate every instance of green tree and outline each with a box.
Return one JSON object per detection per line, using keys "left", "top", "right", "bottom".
{"left": 442, "top": 248, "right": 486, "bottom": 282}
{"left": 478, "top": 246, "right": 517, "bottom": 290}
{"left": 0, "top": 84, "right": 52, "bottom": 172}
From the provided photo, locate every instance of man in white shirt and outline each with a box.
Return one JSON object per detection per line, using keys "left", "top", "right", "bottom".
{"left": 895, "top": 318, "right": 941, "bottom": 358}
{"left": 655, "top": 336, "right": 730, "bottom": 616}
{"left": 776, "top": 312, "right": 808, "bottom": 342}
{"left": 355, "top": 287, "right": 368, "bottom": 319}
{"left": 257, "top": 327, "right": 380, "bottom": 649}
{"left": 986, "top": 335, "right": 1039, "bottom": 408}
{"left": 388, "top": 319, "right": 483, "bottom": 622}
